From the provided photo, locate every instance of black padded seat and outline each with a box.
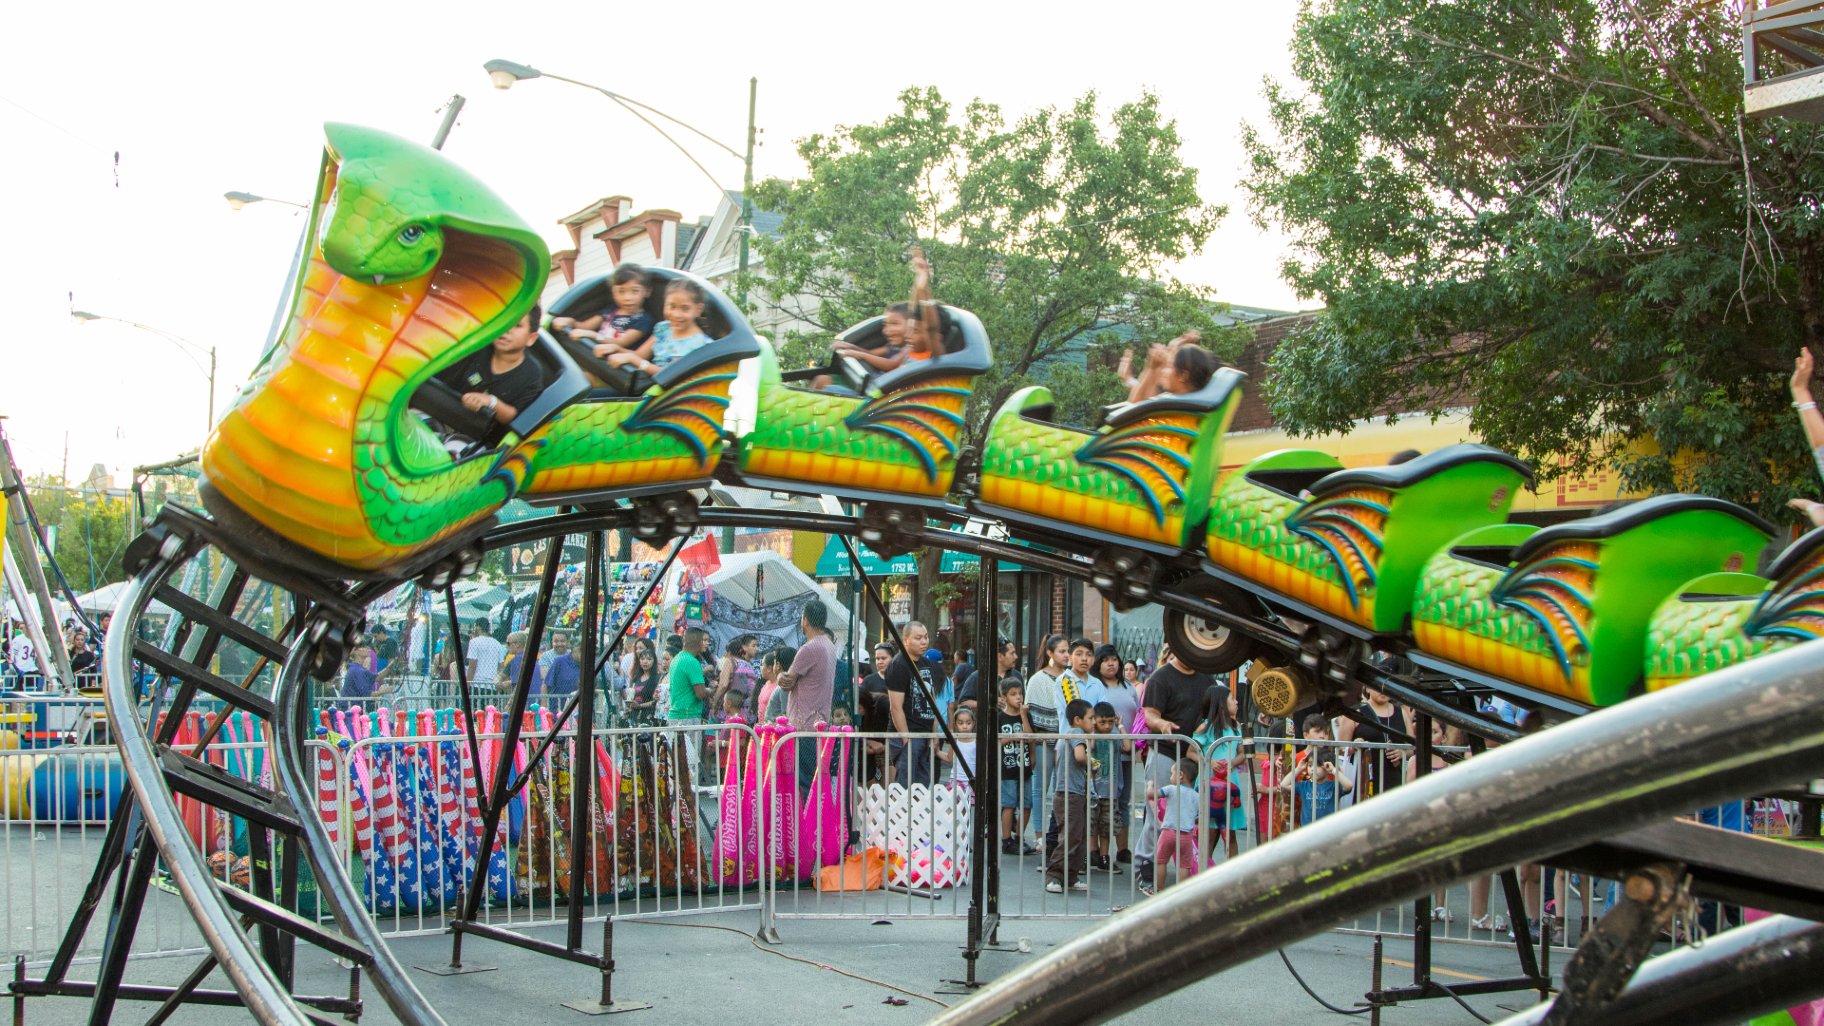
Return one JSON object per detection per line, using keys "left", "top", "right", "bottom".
{"left": 1509, "top": 494, "right": 1777, "bottom": 565}
{"left": 1247, "top": 466, "right": 1338, "bottom": 501}
{"left": 1311, "top": 443, "right": 1534, "bottom": 496}
{"left": 1450, "top": 542, "right": 1527, "bottom": 571}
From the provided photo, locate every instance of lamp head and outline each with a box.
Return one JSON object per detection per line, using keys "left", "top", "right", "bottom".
{"left": 70, "top": 310, "right": 100, "bottom": 323}
{"left": 223, "top": 191, "right": 258, "bottom": 211}
{"left": 484, "top": 59, "right": 541, "bottom": 90}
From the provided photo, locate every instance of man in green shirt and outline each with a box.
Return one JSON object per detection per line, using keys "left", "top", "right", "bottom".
{"left": 668, "top": 627, "right": 712, "bottom": 784}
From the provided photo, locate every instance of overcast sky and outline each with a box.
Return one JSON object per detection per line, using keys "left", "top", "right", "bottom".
{"left": 2, "top": 0, "right": 1307, "bottom": 482}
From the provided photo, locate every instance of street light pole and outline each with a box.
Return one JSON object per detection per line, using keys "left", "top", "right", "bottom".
{"left": 740, "top": 77, "right": 757, "bottom": 308}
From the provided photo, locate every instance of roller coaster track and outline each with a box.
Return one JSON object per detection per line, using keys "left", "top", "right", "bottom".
{"left": 36, "top": 501, "right": 1824, "bottom": 1025}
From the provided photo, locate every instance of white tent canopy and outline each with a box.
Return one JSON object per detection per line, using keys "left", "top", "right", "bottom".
{"left": 72, "top": 581, "right": 175, "bottom": 618}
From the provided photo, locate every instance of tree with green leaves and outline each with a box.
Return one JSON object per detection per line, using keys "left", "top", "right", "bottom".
{"left": 752, "top": 86, "right": 1233, "bottom": 630}
{"left": 21, "top": 478, "right": 134, "bottom": 593}
{"left": 753, "top": 86, "right": 1236, "bottom": 424}
{"left": 1244, "top": 0, "right": 1824, "bottom": 519}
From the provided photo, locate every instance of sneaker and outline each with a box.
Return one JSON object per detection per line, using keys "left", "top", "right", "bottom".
{"left": 1001, "top": 838, "right": 1018, "bottom": 856}
{"left": 1116, "top": 849, "right": 1133, "bottom": 865}
{"left": 1071, "top": 880, "right": 1089, "bottom": 892}
{"left": 1045, "top": 880, "right": 1064, "bottom": 894}
{"left": 1137, "top": 879, "right": 1156, "bottom": 896}
{"left": 1020, "top": 841, "right": 1039, "bottom": 856}
{"left": 1089, "top": 853, "right": 1110, "bottom": 872}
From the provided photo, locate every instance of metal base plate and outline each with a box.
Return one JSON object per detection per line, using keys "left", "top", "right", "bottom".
{"left": 412, "top": 962, "right": 498, "bottom": 976}
{"left": 562, "top": 999, "right": 653, "bottom": 1015}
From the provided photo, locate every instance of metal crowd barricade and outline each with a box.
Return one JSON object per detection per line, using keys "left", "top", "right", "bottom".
{"left": 761, "top": 729, "right": 1210, "bottom": 931}
{"left": 329, "top": 718, "right": 763, "bottom": 940}
{"left": 2, "top": 719, "right": 337, "bottom": 967}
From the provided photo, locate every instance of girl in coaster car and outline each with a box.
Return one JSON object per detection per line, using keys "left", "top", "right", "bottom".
{"left": 645, "top": 278, "right": 714, "bottom": 373}
{"left": 551, "top": 264, "right": 654, "bottom": 372}
{"left": 903, "top": 248, "right": 942, "bottom": 363}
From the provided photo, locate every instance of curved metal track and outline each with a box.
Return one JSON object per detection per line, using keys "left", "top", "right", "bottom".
{"left": 98, "top": 503, "right": 1824, "bottom": 1025}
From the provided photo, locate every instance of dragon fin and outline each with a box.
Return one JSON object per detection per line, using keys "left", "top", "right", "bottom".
{"left": 843, "top": 383, "right": 969, "bottom": 482}
{"left": 623, "top": 365, "right": 740, "bottom": 464}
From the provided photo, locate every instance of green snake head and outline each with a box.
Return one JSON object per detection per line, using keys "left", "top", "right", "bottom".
{"left": 319, "top": 156, "right": 445, "bottom": 284}
{"left": 316, "top": 123, "right": 546, "bottom": 289}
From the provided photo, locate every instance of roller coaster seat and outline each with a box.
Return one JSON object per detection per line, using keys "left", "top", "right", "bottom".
{"left": 407, "top": 330, "right": 590, "bottom": 450}
{"left": 1206, "top": 444, "right": 1531, "bottom": 635}
{"left": 974, "top": 368, "right": 1244, "bottom": 555}
{"left": 1410, "top": 495, "right": 1775, "bottom": 706}
{"left": 545, "top": 266, "right": 754, "bottom": 397}
{"left": 734, "top": 306, "right": 991, "bottom": 504}
{"left": 1643, "top": 523, "right": 1824, "bottom": 693}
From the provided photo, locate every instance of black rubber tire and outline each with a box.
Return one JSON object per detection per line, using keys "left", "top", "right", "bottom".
{"left": 1164, "top": 578, "right": 1260, "bottom": 675}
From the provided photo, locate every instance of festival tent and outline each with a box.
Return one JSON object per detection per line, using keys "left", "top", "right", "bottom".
{"left": 693, "top": 550, "right": 851, "bottom": 656}
{"left": 73, "top": 582, "right": 175, "bottom": 617}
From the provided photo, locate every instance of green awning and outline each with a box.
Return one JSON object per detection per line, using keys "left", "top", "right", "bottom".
{"left": 813, "top": 538, "right": 1024, "bottom": 579}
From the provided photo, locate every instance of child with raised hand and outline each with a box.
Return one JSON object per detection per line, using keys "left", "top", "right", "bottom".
{"left": 1125, "top": 332, "right": 1216, "bottom": 403}
{"left": 554, "top": 265, "right": 654, "bottom": 368}
{"left": 1143, "top": 757, "right": 1204, "bottom": 895}
{"left": 903, "top": 248, "right": 942, "bottom": 362}
{"left": 1790, "top": 346, "right": 1824, "bottom": 527}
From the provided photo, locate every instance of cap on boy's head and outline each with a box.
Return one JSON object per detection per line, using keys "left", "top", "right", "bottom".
{"left": 1064, "top": 698, "right": 1094, "bottom": 724}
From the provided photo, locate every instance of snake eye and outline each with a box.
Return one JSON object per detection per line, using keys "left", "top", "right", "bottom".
{"left": 398, "top": 224, "right": 426, "bottom": 245}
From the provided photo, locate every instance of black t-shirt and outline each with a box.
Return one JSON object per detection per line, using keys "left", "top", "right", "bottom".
{"left": 436, "top": 349, "right": 546, "bottom": 427}
{"left": 858, "top": 672, "right": 891, "bottom": 733}
{"left": 69, "top": 648, "right": 98, "bottom": 675}
{"left": 996, "top": 708, "right": 1030, "bottom": 772}
{"left": 885, "top": 653, "right": 938, "bottom": 732}
{"left": 1143, "top": 662, "right": 1216, "bottom": 760}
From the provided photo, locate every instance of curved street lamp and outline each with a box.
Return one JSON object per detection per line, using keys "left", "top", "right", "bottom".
{"left": 483, "top": 59, "right": 758, "bottom": 303}
{"left": 224, "top": 191, "right": 306, "bottom": 211}
{"left": 70, "top": 310, "right": 217, "bottom": 434}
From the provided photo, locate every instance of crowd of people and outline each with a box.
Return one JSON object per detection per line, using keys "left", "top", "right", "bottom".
{"left": 2, "top": 612, "right": 108, "bottom": 689}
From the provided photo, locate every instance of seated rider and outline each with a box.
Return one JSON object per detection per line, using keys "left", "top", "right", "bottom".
{"left": 550, "top": 265, "right": 654, "bottom": 372}
{"left": 645, "top": 278, "right": 714, "bottom": 372}
{"left": 1125, "top": 331, "right": 1213, "bottom": 403}
{"left": 903, "top": 247, "right": 942, "bottom": 362}
{"left": 832, "top": 302, "right": 913, "bottom": 374}
{"left": 810, "top": 249, "right": 942, "bottom": 391}
{"left": 432, "top": 304, "right": 547, "bottom": 446}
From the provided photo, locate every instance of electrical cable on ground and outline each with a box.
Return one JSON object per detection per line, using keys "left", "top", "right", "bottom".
{"left": 627, "top": 918, "right": 949, "bottom": 1008}
{"left": 1430, "top": 978, "right": 1495, "bottom": 1024}
{"left": 1276, "top": 949, "right": 1372, "bottom": 1015}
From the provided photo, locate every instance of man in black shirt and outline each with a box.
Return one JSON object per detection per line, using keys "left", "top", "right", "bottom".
{"left": 433, "top": 305, "right": 547, "bottom": 444}
{"left": 886, "top": 621, "right": 939, "bottom": 786}
{"left": 1135, "top": 650, "right": 1216, "bottom": 879}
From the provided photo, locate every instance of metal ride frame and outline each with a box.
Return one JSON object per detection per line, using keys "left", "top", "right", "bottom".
{"left": 11, "top": 498, "right": 1824, "bottom": 1026}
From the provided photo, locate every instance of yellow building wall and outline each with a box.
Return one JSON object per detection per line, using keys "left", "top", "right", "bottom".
{"left": 1221, "top": 412, "right": 1649, "bottom": 514}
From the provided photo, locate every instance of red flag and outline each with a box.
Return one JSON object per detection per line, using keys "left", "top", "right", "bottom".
{"left": 678, "top": 532, "right": 722, "bottom": 573}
